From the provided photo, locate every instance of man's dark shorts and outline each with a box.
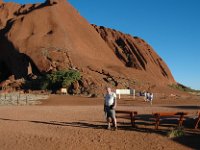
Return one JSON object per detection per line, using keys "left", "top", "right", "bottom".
{"left": 105, "top": 106, "right": 116, "bottom": 119}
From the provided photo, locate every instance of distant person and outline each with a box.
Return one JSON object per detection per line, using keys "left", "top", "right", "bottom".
{"left": 146, "top": 92, "right": 150, "bottom": 101}
{"left": 149, "top": 93, "right": 154, "bottom": 105}
{"left": 104, "top": 87, "right": 117, "bottom": 130}
{"left": 139, "top": 91, "right": 142, "bottom": 96}
{"left": 144, "top": 91, "right": 147, "bottom": 101}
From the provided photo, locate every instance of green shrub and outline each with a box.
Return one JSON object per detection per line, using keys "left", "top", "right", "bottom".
{"left": 39, "top": 79, "right": 50, "bottom": 90}
{"left": 23, "top": 69, "right": 81, "bottom": 92}
{"left": 169, "top": 83, "right": 200, "bottom": 93}
{"left": 47, "top": 69, "right": 81, "bottom": 90}
{"left": 167, "top": 127, "right": 185, "bottom": 138}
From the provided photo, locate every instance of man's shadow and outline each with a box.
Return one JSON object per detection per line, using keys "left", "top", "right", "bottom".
{"left": 0, "top": 118, "right": 106, "bottom": 129}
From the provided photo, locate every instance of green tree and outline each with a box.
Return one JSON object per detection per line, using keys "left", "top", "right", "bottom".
{"left": 23, "top": 69, "right": 81, "bottom": 92}
{"left": 46, "top": 69, "right": 81, "bottom": 91}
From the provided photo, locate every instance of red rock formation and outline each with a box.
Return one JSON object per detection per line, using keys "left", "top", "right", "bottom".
{"left": 0, "top": 0, "right": 176, "bottom": 94}
{"left": 0, "top": 1, "right": 123, "bottom": 77}
{"left": 45, "top": 0, "right": 66, "bottom": 5}
{"left": 93, "top": 25, "right": 175, "bottom": 84}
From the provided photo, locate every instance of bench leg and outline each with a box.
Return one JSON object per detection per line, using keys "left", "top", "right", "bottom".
{"left": 155, "top": 115, "right": 160, "bottom": 130}
{"left": 179, "top": 115, "right": 184, "bottom": 127}
{"left": 195, "top": 117, "right": 200, "bottom": 129}
{"left": 130, "top": 112, "right": 135, "bottom": 127}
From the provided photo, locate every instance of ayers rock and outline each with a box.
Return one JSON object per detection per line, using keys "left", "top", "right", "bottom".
{"left": 0, "top": 0, "right": 176, "bottom": 94}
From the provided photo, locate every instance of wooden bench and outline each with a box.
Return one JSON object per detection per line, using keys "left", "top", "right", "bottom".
{"left": 116, "top": 110, "right": 138, "bottom": 127}
{"left": 153, "top": 112, "right": 188, "bottom": 129}
{"left": 195, "top": 111, "right": 200, "bottom": 129}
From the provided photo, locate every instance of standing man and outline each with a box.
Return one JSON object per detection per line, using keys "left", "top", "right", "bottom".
{"left": 104, "top": 87, "right": 117, "bottom": 130}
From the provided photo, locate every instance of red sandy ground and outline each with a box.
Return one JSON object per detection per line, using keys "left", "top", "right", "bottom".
{"left": 0, "top": 95, "right": 200, "bottom": 150}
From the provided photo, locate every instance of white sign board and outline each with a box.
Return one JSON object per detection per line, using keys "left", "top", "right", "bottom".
{"left": 115, "top": 89, "right": 135, "bottom": 99}
{"left": 61, "top": 88, "right": 67, "bottom": 94}
{"left": 116, "top": 89, "right": 131, "bottom": 95}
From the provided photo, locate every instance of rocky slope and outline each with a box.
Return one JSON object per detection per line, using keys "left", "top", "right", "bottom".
{"left": 92, "top": 25, "right": 175, "bottom": 83}
{"left": 0, "top": 0, "right": 176, "bottom": 94}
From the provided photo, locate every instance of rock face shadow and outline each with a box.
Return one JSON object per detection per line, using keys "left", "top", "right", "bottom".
{"left": 0, "top": 20, "right": 41, "bottom": 80}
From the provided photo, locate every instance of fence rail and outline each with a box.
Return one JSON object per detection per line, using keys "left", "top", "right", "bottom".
{"left": 0, "top": 92, "right": 49, "bottom": 106}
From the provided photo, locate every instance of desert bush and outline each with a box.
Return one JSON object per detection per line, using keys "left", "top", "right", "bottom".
{"left": 167, "top": 127, "right": 185, "bottom": 138}
{"left": 169, "top": 83, "right": 200, "bottom": 93}
{"left": 38, "top": 78, "right": 50, "bottom": 90}
{"left": 47, "top": 69, "right": 81, "bottom": 90}
{"left": 23, "top": 69, "right": 81, "bottom": 92}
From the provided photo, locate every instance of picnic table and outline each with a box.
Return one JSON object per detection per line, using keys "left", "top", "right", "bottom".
{"left": 153, "top": 112, "right": 188, "bottom": 129}
{"left": 116, "top": 110, "right": 138, "bottom": 127}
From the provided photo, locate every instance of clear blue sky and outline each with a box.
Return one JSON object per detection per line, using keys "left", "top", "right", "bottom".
{"left": 4, "top": 0, "right": 200, "bottom": 90}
